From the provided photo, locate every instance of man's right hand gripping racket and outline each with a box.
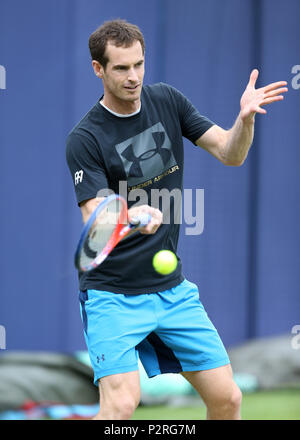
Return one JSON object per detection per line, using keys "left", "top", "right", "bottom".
{"left": 74, "top": 194, "right": 151, "bottom": 272}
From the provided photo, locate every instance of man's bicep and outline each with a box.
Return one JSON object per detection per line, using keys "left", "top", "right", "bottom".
{"left": 195, "top": 125, "right": 229, "bottom": 164}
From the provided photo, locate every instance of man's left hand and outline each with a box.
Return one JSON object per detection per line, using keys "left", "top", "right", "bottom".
{"left": 240, "top": 69, "right": 288, "bottom": 123}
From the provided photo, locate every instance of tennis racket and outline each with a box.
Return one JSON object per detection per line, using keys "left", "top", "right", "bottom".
{"left": 74, "top": 194, "right": 151, "bottom": 272}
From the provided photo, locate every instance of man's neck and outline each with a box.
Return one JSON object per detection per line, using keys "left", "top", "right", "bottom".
{"left": 100, "top": 99, "right": 141, "bottom": 117}
{"left": 102, "top": 95, "right": 141, "bottom": 115}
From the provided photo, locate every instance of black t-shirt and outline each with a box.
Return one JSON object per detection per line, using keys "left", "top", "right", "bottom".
{"left": 66, "top": 83, "right": 214, "bottom": 294}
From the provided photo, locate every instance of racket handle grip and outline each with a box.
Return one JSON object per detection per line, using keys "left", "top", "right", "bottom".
{"left": 138, "top": 213, "right": 152, "bottom": 227}
{"left": 131, "top": 213, "right": 152, "bottom": 227}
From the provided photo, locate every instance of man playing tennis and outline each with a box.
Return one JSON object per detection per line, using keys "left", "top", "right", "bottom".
{"left": 66, "top": 20, "right": 287, "bottom": 420}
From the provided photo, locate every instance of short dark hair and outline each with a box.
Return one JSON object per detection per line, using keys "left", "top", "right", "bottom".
{"left": 89, "top": 19, "right": 145, "bottom": 69}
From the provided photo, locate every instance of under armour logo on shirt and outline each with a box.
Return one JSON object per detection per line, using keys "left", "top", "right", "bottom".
{"left": 74, "top": 170, "right": 83, "bottom": 185}
{"left": 115, "top": 122, "right": 177, "bottom": 187}
{"left": 121, "top": 131, "right": 172, "bottom": 178}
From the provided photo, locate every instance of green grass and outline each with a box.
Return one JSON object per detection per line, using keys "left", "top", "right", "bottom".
{"left": 132, "top": 389, "right": 300, "bottom": 420}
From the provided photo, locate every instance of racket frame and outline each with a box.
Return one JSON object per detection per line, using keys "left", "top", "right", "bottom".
{"left": 74, "top": 194, "right": 150, "bottom": 272}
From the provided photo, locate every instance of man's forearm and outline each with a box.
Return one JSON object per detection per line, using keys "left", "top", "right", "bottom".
{"left": 224, "top": 113, "right": 255, "bottom": 166}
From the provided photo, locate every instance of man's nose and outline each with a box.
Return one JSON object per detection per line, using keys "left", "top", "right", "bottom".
{"left": 127, "top": 68, "right": 139, "bottom": 82}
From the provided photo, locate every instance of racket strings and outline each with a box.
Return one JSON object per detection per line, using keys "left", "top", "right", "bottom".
{"left": 79, "top": 198, "right": 125, "bottom": 269}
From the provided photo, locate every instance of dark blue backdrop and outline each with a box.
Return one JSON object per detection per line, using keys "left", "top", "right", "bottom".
{"left": 0, "top": 0, "right": 299, "bottom": 352}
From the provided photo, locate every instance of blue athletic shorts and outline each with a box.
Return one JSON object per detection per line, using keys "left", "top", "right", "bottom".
{"left": 79, "top": 279, "right": 230, "bottom": 385}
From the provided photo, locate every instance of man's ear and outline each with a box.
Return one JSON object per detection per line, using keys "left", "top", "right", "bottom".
{"left": 92, "top": 60, "right": 104, "bottom": 78}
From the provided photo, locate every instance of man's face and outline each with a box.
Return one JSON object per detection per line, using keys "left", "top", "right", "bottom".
{"left": 99, "top": 40, "right": 145, "bottom": 105}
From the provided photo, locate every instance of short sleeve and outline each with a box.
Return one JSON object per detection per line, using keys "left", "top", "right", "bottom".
{"left": 165, "top": 85, "right": 215, "bottom": 144}
{"left": 66, "top": 132, "right": 109, "bottom": 205}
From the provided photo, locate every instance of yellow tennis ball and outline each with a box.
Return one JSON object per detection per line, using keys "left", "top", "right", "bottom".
{"left": 152, "top": 250, "right": 178, "bottom": 275}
